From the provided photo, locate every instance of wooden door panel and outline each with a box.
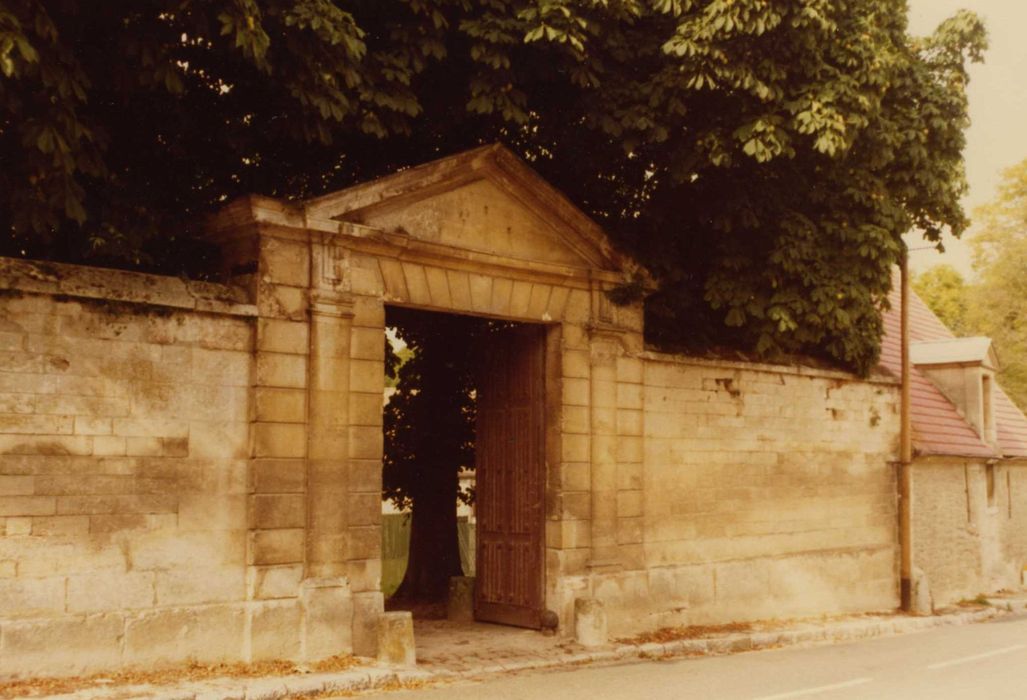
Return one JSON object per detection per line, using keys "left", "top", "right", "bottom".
{"left": 475, "top": 325, "right": 545, "bottom": 628}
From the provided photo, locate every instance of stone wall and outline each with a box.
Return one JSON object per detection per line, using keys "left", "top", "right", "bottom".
{"left": 0, "top": 259, "right": 255, "bottom": 677}
{"left": 0, "top": 249, "right": 909, "bottom": 675}
{"left": 913, "top": 457, "right": 1027, "bottom": 605}
{"left": 0, "top": 152, "right": 955, "bottom": 679}
{"left": 0, "top": 198, "right": 917, "bottom": 677}
{"left": 575, "top": 353, "right": 902, "bottom": 635}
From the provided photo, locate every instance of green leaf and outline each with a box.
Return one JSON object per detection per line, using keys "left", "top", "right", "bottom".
{"left": 725, "top": 308, "right": 746, "bottom": 326}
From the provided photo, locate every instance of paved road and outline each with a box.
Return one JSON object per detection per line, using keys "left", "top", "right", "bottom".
{"left": 367, "top": 613, "right": 1027, "bottom": 699}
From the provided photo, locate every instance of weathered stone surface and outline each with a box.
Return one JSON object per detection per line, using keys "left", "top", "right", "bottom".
{"left": 67, "top": 571, "right": 155, "bottom": 613}
{"left": 250, "top": 528, "right": 305, "bottom": 566}
{"left": 0, "top": 576, "right": 65, "bottom": 617}
{"left": 248, "top": 600, "right": 301, "bottom": 661}
{"left": 124, "top": 605, "right": 246, "bottom": 666}
{"left": 912, "top": 567, "right": 933, "bottom": 616}
{"left": 447, "top": 576, "right": 475, "bottom": 622}
{"left": 1, "top": 613, "right": 124, "bottom": 676}
{"left": 376, "top": 611, "right": 416, "bottom": 667}
{"left": 912, "top": 458, "right": 1027, "bottom": 607}
{"left": 255, "top": 353, "right": 307, "bottom": 390}
{"left": 300, "top": 578, "right": 353, "bottom": 661}
{"left": 351, "top": 591, "right": 384, "bottom": 658}
{"left": 253, "top": 423, "right": 306, "bottom": 459}
{"left": 254, "top": 388, "right": 306, "bottom": 423}
{"left": 257, "top": 319, "right": 309, "bottom": 355}
{"left": 27, "top": 513, "right": 87, "bottom": 533}
{"left": 574, "top": 598, "right": 608, "bottom": 648}
{"left": 249, "top": 494, "right": 306, "bottom": 530}
{"left": 250, "top": 564, "right": 303, "bottom": 600}
{"left": 250, "top": 459, "right": 305, "bottom": 494}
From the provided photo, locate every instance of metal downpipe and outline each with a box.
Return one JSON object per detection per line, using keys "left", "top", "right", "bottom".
{"left": 899, "top": 249, "right": 913, "bottom": 612}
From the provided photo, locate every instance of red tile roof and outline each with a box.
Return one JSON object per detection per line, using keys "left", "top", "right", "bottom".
{"left": 880, "top": 278, "right": 1027, "bottom": 459}
{"left": 995, "top": 387, "right": 1027, "bottom": 456}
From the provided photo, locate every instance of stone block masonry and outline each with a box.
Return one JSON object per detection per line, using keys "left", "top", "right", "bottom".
{"left": 0, "top": 258, "right": 259, "bottom": 677}
{"left": 912, "top": 456, "right": 1027, "bottom": 606}
{"left": 567, "top": 352, "right": 903, "bottom": 636}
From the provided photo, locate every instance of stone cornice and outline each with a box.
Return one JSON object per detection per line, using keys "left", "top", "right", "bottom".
{"left": 0, "top": 257, "right": 255, "bottom": 318}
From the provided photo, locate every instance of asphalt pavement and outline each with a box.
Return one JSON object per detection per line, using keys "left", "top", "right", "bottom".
{"left": 365, "top": 612, "right": 1027, "bottom": 700}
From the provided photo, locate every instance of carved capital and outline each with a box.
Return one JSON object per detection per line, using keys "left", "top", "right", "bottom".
{"left": 314, "top": 234, "right": 352, "bottom": 291}
{"left": 309, "top": 289, "right": 355, "bottom": 318}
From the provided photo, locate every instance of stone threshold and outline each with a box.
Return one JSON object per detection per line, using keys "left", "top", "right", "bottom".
{"left": 25, "top": 607, "right": 1012, "bottom": 700}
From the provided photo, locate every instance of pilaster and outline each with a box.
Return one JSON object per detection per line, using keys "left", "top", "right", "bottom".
{"left": 305, "top": 290, "right": 355, "bottom": 577}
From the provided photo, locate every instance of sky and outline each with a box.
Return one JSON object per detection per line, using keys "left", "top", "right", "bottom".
{"left": 904, "top": 0, "right": 1027, "bottom": 277}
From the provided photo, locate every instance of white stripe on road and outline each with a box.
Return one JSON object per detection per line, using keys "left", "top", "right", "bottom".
{"left": 926, "top": 644, "right": 1026, "bottom": 670}
{"left": 751, "top": 677, "right": 873, "bottom": 700}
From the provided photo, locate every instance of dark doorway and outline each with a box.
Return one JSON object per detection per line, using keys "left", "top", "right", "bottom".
{"left": 382, "top": 307, "right": 546, "bottom": 629}
{"left": 382, "top": 307, "right": 480, "bottom": 613}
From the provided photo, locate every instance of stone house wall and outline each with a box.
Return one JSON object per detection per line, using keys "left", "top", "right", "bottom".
{"left": 0, "top": 260, "right": 256, "bottom": 676}
{"left": 1002, "top": 462, "right": 1027, "bottom": 584}
{"left": 912, "top": 457, "right": 1027, "bottom": 605}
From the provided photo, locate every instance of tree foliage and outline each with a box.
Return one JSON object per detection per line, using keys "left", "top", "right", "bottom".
{"left": 913, "top": 160, "right": 1027, "bottom": 411}
{"left": 912, "top": 264, "right": 969, "bottom": 335}
{"left": 965, "top": 159, "right": 1027, "bottom": 410}
{"left": 1, "top": 0, "right": 986, "bottom": 371}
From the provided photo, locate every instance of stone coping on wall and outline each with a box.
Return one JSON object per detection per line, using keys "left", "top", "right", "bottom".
{"left": 639, "top": 349, "right": 900, "bottom": 386}
{"left": 0, "top": 257, "right": 256, "bottom": 317}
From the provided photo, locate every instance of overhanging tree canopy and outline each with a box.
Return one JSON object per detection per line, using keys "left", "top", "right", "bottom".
{"left": 0, "top": 0, "right": 986, "bottom": 372}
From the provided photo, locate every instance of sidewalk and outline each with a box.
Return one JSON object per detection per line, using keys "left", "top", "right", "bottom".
{"left": 6, "top": 603, "right": 1018, "bottom": 700}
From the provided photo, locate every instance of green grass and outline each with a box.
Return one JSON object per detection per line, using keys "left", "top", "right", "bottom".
{"left": 382, "top": 558, "right": 407, "bottom": 598}
{"left": 379, "top": 512, "right": 476, "bottom": 599}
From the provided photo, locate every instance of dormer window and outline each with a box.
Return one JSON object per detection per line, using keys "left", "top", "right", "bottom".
{"left": 910, "top": 336, "right": 1000, "bottom": 446}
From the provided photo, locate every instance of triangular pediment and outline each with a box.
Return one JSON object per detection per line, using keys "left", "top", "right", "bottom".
{"left": 303, "top": 144, "right": 644, "bottom": 278}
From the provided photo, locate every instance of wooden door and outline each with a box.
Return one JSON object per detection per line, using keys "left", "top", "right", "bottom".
{"left": 475, "top": 324, "right": 546, "bottom": 628}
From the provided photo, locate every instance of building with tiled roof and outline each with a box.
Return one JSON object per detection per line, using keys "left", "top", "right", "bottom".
{"left": 880, "top": 281, "right": 1027, "bottom": 606}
